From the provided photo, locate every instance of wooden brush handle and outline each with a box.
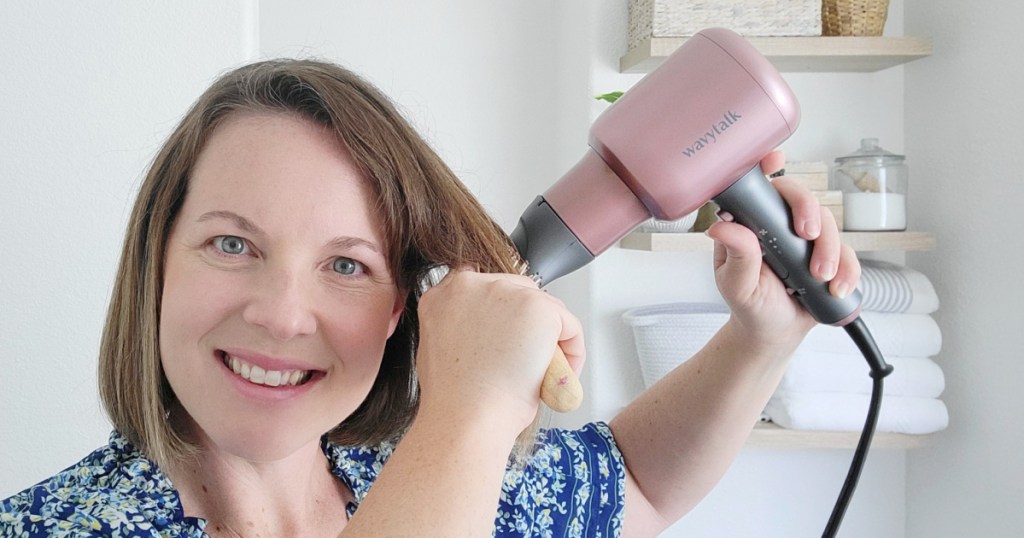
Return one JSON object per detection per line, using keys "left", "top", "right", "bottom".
{"left": 540, "top": 345, "right": 582, "bottom": 412}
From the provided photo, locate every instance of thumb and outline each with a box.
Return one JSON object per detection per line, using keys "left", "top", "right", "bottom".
{"left": 707, "top": 220, "right": 764, "bottom": 299}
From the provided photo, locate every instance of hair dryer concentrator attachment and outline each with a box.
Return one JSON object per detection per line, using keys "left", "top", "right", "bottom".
{"left": 510, "top": 197, "right": 593, "bottom": 288}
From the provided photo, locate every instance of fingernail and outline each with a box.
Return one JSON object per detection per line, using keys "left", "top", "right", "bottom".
{"left": 817, "top": 261, "right": 836, "bottom": 281}
{"left": 716, "top": 211, "right": 734, "bottom": 223}
{"left": 833, "top": 282, "right": 850, "bottom": 299}
{"left": 804, "top": 219, "right": 820, "bottom": 238}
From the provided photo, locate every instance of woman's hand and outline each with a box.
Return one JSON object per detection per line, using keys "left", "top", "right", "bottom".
{"left": 706, "top": 151, "right": 861, "bottom": 352}
{"left": 414, "top": 268, "right": 585, "bottom": 433}
{"left": 354, "top": 270, "right": 584, "bottom": 536}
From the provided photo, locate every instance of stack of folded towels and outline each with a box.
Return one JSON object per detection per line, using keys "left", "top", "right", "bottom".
{"left": 763, "top": 259, "right": 948, "bottom": 434}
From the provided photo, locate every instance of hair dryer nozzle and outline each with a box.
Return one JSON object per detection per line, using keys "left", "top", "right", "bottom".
{"left": 510, "top": 197, "right": 595, "bottom": 287}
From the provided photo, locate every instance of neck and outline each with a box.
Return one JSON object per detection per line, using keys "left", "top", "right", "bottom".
{"left": 165, "top": 417, "right": 351, "bottom": 537}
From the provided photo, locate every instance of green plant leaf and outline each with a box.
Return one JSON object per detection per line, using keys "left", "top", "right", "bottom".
{"left": 594, "top": 91, "right": 624, "bottom": 104}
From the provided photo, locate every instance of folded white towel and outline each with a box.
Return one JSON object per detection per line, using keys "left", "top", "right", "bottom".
{"left": 765, "top": 392, "right": 949, "bottom": 434}
{"left": 803, "top": 312, "right": 942, "bottom": 357}
{"left": 859, "top": 259, "right": 939, "bottom": 314}
{"left": 780, "top": 354, "right": 945, "bottom": 398}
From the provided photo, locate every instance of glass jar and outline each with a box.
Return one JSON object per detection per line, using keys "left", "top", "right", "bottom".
{"left": 830, "top": 138, "right": 908, "bottom": 231}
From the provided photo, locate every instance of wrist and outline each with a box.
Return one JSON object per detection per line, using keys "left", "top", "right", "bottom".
{"left": 351, "top": 386, "right": 522, "bottom": 535}
{"left": 719, "top": 315, "right": 809, "bottom": 364}
{"left": 415, "top": 387, "right": 533, "bottom": 446}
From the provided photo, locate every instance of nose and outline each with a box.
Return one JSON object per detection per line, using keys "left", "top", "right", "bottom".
{"left": 242, "top": 269, "right": 318, "bottom": 340}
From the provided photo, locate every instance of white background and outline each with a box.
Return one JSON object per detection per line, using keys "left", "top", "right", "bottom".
{"left": 2, "top": 1, "right": 1021, "bottom": 536}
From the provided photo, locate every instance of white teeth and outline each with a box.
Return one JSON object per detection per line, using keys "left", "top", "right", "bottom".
{"left": 222, "top": 353, "right": 311, "bottom": 387}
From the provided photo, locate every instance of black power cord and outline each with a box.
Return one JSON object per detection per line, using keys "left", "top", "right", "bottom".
{"left": 821, "top": 316, "right": 894, "bottom": 538}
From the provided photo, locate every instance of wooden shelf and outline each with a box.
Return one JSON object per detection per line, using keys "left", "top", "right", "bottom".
{"left": 621, "top": 36, "right": 933, "bottom": 73}
{"left": 747, "top": 422, "right": 933, "bottom": 449}
{"left": 620, "top": 231, "right": 936, "bottom": 252}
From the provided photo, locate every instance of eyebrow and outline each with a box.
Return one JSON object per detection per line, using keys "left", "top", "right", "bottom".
{"left": 196, "top": 210, "right": 382, "bottom": 254}
{"left": 197, "top": 210, "right": 263, "bottom": 235}
{"left": 327, "top": 236, "right": 381, "bottom": 254}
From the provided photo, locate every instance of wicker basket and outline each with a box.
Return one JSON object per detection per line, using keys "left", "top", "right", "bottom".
{"left": 821, "top": 0, "right": 890, "bottom": 36}
{"left": 622, "top": 303, "right": 730, "bottom": 388}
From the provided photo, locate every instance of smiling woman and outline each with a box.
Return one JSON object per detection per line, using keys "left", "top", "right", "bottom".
{"left": 0, "top": 59, "right": 618, "bottom": 537}
{"left": 0, "top": 55, "right": 859, "bottom": 537}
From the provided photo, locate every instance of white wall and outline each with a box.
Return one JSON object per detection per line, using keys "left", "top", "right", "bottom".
{"left": 4, "top": 2, "right": 1014, "bottom": 537}
{"left": 904, "top": 2, "right": 1024, "bottom": 536}
{"left": 0, "top": 0, "right": 257, "bottom": 496}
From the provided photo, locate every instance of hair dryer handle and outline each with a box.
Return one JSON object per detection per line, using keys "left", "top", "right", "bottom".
{"left": 713, "top": 166, "right": 862, "bottom": 326}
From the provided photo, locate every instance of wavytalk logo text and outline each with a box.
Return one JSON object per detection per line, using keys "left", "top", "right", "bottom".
{"left": 682, "top": 111, "right": 742, "bottom": 157}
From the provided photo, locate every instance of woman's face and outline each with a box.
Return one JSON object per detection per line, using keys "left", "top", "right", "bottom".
{"left": 160, "top": 112, "right": 404, "bottom": 461}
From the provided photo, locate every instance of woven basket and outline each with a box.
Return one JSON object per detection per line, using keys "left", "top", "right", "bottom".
{"left": 622, "top": 303, "right": 730, "bottom": 388}
{"left": 821, "top": 0, "right": 890, "bottom": 36}
{"left": 628, "top": 0, "right": 821, "bottom": 51}
{"left": 638, "top": 210, "right": 699, "bottom": 233}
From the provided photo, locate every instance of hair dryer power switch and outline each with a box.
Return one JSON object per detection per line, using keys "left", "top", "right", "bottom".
{"left": 760, "top": 245, "right": 790, "bottom": 280}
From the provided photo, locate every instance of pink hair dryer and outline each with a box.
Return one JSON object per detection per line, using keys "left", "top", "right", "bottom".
{"left": 512, "top": 30, "right": 892, "bottom": 534}
{"left": 511, "top": 27, "right": 861, "bottom": 326}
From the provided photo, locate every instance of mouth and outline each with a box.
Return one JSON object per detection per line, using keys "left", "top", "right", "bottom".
{"left": 218, "top": 351, "right": 316, "bottom": 388}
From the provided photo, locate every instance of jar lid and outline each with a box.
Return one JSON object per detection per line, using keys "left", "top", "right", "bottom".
{"left": 834, "top": 138, "right": 905, "bottom": 165}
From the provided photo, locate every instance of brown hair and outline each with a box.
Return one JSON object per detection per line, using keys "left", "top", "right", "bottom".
{"left": 98, "top": 59, "right": 524, "bottom": 467}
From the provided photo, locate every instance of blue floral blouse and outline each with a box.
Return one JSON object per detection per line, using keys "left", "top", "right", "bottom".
{"left": 1, "top": 423, "right": 624, "bottom": 537}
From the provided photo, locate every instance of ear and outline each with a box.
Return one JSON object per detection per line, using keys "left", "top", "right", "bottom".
{"left": 385, "top": 289, "right": 408, "bottom": 338}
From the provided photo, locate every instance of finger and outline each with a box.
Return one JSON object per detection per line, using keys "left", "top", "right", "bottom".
{"left": 439, "top": 264, "right": 478, "bottom": 285}
{"left": 487, "top": 273, "right": 585, "bottom": 369}
{"left": 771, "top": 176, "right": 822, "bottom": 240}
{"left": 829, "top": 242, "right": 861, "bottom": 299}
{"left": 554, "top": 304, "right": 586, "bottom": 373}
{"left": 809, "top": 207, "right": 841, "bottom": 282}
{"left": 759, "top": 150, "right": 785, "bottom": 177}
{"left": 446, "top": 266, "right": 536, "bottom": 291}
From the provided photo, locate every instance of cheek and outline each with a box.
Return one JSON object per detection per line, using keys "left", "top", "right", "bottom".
{"left": 322, "top": 295, "right": 402, "bottom": 371}
{"left": 159, "top": 259, "right": 242, "bottom": 364}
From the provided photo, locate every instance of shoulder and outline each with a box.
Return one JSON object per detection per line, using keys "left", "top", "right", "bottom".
{"left": 0, "top": 432, "right": 201, "bottom": 537}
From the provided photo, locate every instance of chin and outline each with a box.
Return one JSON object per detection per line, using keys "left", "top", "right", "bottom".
{"left": 203, "top": 419, "right": 336, "bottom": 463}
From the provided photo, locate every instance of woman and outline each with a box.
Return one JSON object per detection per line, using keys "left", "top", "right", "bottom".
{"left": 0, "top": 59, "right": 857, "bottom": 536}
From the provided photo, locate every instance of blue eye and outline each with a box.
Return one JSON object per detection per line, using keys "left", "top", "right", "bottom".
{"left": 332, "top": 257, "right": 363, "bottom": 276}
{"left": 214, "top": 235, "right": 248, "bottom": 255}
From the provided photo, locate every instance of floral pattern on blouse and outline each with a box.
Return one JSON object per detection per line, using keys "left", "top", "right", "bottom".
{"left": 1, "top": 423, "right": 624, "bottom": 537}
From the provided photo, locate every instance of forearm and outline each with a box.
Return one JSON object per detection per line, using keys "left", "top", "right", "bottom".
{"left": 609, "top": 317, "right": 798, "bottom": 522}
{"left": 342, "top": 399, "right": 518, "bottom": 536}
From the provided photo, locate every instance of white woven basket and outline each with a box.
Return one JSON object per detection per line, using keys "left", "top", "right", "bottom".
{"left": 637, "top": 210, "right": 698, "bottom": 233}
{"left": 623, "top": 303, "right": 730, "bottom": 388}
{"left": 628, "top": 0, "right": 822, "bottom": 51}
